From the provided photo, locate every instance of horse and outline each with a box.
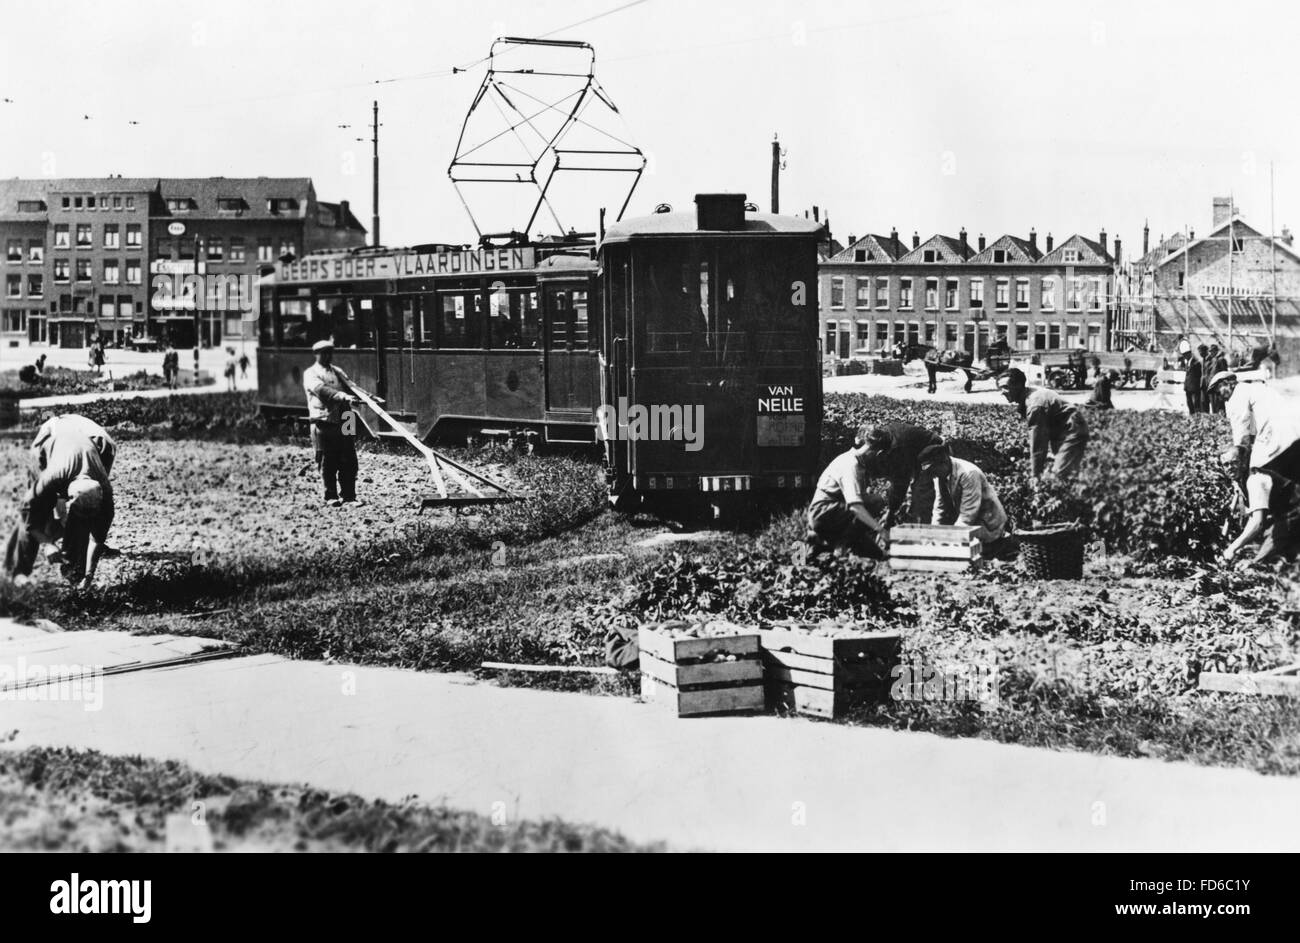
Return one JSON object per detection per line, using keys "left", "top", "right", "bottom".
{"left": 892, "top": 342, "right": 978, "bottom": 393}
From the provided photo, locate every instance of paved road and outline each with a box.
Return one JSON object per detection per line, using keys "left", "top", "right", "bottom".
{"left": 4, "top": 637, "right": 1299, "bottom": 851}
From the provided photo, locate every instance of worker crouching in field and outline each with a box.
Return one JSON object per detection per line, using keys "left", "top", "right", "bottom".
{"left": 997, "top": 368, "right": 1089, "bottom": 479}
{"left": 804, "top": 427, "right": 889, "bottom": 559}
{"left": 917, "top": 445, "right": 1018, "bottom": 561}
{"left": 1219, "top": 446, "right": 1300, "bottom": 566}
{"left": 1210, "top": 370, "right": 1300, "bottom": 489}
{"left": 3, "top": 415, "right": 116, "bottom": 588}
{"left": 858, "top": 421, "right": 948, "bottom": 525}
{"left": 304, "top": 339, "right": 362, "bottom": 507}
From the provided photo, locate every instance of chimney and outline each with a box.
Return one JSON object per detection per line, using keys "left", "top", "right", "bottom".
{"left": 1212, "top": 196, "right": 1233, "bottom": 226}
{"left": 890, "top": 227, "right": 898, "bottom": 244}
{"left": 1142, "top": 220, "right": 1149, "bottom": 256}
{"left": 912, "top": 231, "right": 920, "bottom": 250}
{"left": 1029, "top": 228, "right": 1037, "bottom": 253}
{"left": 1099, "top": 228, "right": 1107, "bottom": 252}
{"left": 339, "top": 199, "right": 350, "bottom": 228}
{"left": 959, "top": 226, "right": 968, "bottom": 256}
{"left": 1283, "top": 225, "right": 1293, "bottom": 246}
{"left": 1046, "top": 232, "right": 1054, "bottom": 253}
{"left": 813, "top": 206, "right": 820, "bottom": 223}
{"left": 1113, "top": 237, "right": 1122, "bottom": 266}
{"left": 849, "top": 234, "right": 857, "bottom": 247}
{"left": 978, "top": 233, "right": 986, "bottom": 252}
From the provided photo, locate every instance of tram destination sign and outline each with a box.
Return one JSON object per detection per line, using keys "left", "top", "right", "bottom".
{"left": 277, "top": 247, "right": 537, "bottom": 284}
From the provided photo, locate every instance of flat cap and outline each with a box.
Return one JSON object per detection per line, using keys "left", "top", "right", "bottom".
{"left": 311, "top": 339, "right": 335, "bottom": 353}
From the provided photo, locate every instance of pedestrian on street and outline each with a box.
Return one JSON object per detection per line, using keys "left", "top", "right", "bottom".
{"left": 804, "top": 425, "right": 889, "bottom": 558}
{"left": 224, "top": 347, "right": 238, "bottom": 392}
{"left": 857, "top": 421, "right": 948, "bottom": 525}
{"left": 1204, "top": 344, "right": 1229, "bottom": 414}
{"left": 1210, "top": 371, "right": 1300, "bottom": 488}
{"left": 1086, "top": 369, "right": 1118, "bottom": 410}
{"left": 916, "top": 444, "right": 1017, "bottom": 560}
{"left": 1184, "top": 346, "right": 1205, "bottom": 414}
{"left": 997, "top": 367, "right": 1089, "bottom": 479}
{"left": 238, "top": 350, "right": 250, "bottom": 379}
{"left": 304, "top": 339, "right": 368, "bottom": 506}
{"left": 1176, "top": 333, "right": 1192, "bottom": 367}
{"left": 162, "top": 345, "right": 178, "bottom": 389}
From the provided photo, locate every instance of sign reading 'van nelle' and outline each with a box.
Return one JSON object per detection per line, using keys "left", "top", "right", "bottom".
{"left": 277, "top": 247, "right": 536, "bottom": 284}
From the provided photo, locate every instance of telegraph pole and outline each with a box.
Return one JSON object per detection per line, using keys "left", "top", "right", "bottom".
{"left": 372, "top": 100, "right": 381, "bottom": 247}
{"left": 1271, "top": 162, "right": 1278, "bottom": 343}
{"left": 771, "top": 134, "right": 780, "bottom": 214}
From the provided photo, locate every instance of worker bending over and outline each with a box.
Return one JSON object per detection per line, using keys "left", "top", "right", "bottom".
{"left": 3, "top": 414, "right": 116, "bottom": 588}
{"left": 997, "top": 367, "right": 1089, "bottom": 479}
{"left": 917, "top": 444, "right": 1017, "bottom": 560}
{"left": 1209, "top": 371, "right": 1300, "bottom": 489}
{"left": 805, "top": 424, "right": 889, "bottom": 558}
{"left": 1219, "top": 446, "right": 1300, "bottom": 566}
{"left": 857, "top": 421, "right": 947, "bottom": 525}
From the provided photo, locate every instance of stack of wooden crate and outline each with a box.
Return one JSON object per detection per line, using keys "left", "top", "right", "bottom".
{"left": 760, "top": 626, "right": 901, "bottom": 719}
{"left": 887, "top": 524, "right": 982, "bottom": 573}
{"left": 638, "top": 622, "right": 765, "bottom": 716}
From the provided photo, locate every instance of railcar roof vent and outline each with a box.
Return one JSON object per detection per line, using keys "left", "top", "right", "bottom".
{"left": 695, "top": 193, "right": 747, "bottom": 231}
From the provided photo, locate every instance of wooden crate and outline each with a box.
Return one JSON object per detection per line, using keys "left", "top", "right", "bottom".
{"left": 760, "top": 627, "right": 901, "bottom": 718}
{"left": 887, "top": 524, "right": 981, "bottom": 573}
{"left": 1198, "top": 662, "right": 1300, "bottom": 697}
{"left": 637, "top": 625, "right": 764, "bottom": 717}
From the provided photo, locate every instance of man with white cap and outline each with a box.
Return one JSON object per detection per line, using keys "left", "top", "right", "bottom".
{"left": 304, "top": 339, "right": 361, "bottom": 506}
{"left": 1209, "top": 370, "right": 1300, "bottom": 488}
{"left": 4, "top": 414, "right": 115, "bottom": 587}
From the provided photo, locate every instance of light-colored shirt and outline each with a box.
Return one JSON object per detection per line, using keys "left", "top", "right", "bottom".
{"left": 1245, "top": 471, "right": 1273, "bottom": 515}
{"left": 26, "top": 426, "right": 114, "bottom": 542}
{"left": 932, "top": 457, "right": 1007, "bottom": 544}
{"left": 811, "top": 450, "right": 867, "bottom": 508}
{"left": 1227, "top": 383, "right": 1300, "bottom": 468}
{"left": 303, "top": 362, "right": 354, "bottom": 423}
{"left": 30, "top": 415, "right": 114, "bottom": 473}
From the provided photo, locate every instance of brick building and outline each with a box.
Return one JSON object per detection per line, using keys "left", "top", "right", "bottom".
{"left": 1121, "top": 197, "right": 1300, "bottom": 371}
{"left": 0, "top": 177, "right": 365, "bottom": 352}
{"left": 818, "top": 226, "right": 1118, "bottom": 359}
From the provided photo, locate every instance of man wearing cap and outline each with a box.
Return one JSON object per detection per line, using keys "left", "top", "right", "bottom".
{"left": 4, "top": 414, "right": 115, "bottom": 587}
{"left": 804, "top": 424, "right": 889, "bottom": 558}
{"left": 1203, "top": 344, "right": 1229, "bottom": 414}
{"left": 917, "top": 444, "right": 1016, "bottom": 559}
{"left": 997, "top": 367, "right": 1089, "bottom": 479}
{"left": 857, "top": 421, "right": 947, "bottom": 525}
{"left": 1219, "top": 445, "right": 1300, "bottom": 566}
{"left": 1209, "top": 370, "right": 1300, "bottom": 489}
{"left": 1184, "top": 345, "right": 1207, "bottom": 414}
{"left": 304, "top": 339, "right": 362, "bottom": 506}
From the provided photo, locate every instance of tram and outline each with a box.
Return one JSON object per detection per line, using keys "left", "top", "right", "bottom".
{"left": 256, "top": 192, "right": 824, "bottom": 507}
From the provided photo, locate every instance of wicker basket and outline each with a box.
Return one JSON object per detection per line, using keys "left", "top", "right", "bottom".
{"left": 1017, "top": 524, "right": 1086, "bottom": 580}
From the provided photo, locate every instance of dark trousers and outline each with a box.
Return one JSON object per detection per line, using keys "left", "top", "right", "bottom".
{"left": 924, "top": 362, "right": 938, "bottom": 394}
{"left": 1262, "top": 440, "right": 1300, "bottom": 488}
{"left": 312, "top": 422, "right": 358, "bottom": 501}
{"left": 1184, "top": 388, "right": 1202, "bottom": 414}
{"left": 807, "top": 493, "right": 888, "bottom": 558}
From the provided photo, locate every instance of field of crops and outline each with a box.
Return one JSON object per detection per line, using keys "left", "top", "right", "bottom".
{"left": 1, "top": 391, "right": 1298, "bottom": 776}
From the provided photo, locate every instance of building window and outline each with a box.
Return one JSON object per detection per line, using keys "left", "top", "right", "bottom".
{"left": 18, "top": 200, "right": 45, "bottom": 212}
{"left": 924, "top": 321, "right": 936, "bottom": 342}
{"left": 1087, "top": 323, "right": 1102, "bottom": 351}
{"left": 907, "top": 321, "right": 921, "bottom": 347}
{"left": 207, "top": 237, "right": 224, "bottom": 261}
{"left": 54, "top": 225, "right": 70, "bottom": 249}
{"left": 75, "top": 259, "right": 91, "bottom": 282}
{"left": 1015, "top": 323, "right": 1029, "bottom": 347}
{"left": 126, "top": 224, "right": 141, "bottom": 248}
{"left": 1015, "top": 278, "right": 1029, "bottom": 310}
{"left": 101, "top": 299, "right": 117, "bottom": 319}
{"left": 995, "top": 278, "right": 1009, "bottom": 310}
{"left": 1091, "top": 277, "right": 1105, "bottom": 309}
{"left": 993, "top": 249, "right": 1007, "bottom": 264}
{"left": 103, "top": 224, "right": 120, "bottom": 249}
{"left": 2, "top": 309, "right": 26, "bottom": 332}
{"left": 899, "top": 278, "right": 913, "bottom": 309}
{"left": 924, "top": 278, "right": 938, "bottom": 310}
{"left": 75, "top": 224, "right": 91, "bottom": 247}
{"left": 167, "top": 197, "right": 193, "bottom": 212}
{"left": 1068, "top": 278, "right": 1082, "bottom": 310}
{"left": 1065, "top": 324, "right": 1081, "bottom": 348}
{"left": 155, "top": 239, "right": 172, "bottom": 259}
{"left": 875, "top": 277, "right": 889, "bottom": 308}
{"left": 855, "top": 277, "right": 870, "bottom": 307}
{"left": 854, "top": 249, "right": 867, "bottom": 262}
{"left": 74, "top": 197, "right": 83, "bottom": 209}
{"left": 922, "top": 249, "right": 936, "bottom": 263}
{"left": 1063, "top": 248, "right": 1079, "bottom": 263}
{"left": 257, "top": 238, "right": 273, "bottom": 263}
{"left": 1034, "top": 323, "right": 1048, "bottom": 350}
{"left": 1041, "top": 276, "right": 1056, "bottom": 310}
{"left": 125, "top": 260, "right": 141, "bottom": 285}
{"left": 824, "top": 321, "right": 836, "bottom": 355}
{"left": 218, "top": 198, "right": 246, "bottom": 213}
{"left": 5, "top": 275, "right": 20, "bottom": 298}
{"left": 1048, "top": 324, "right": 1062, "bottom": 349}
{"left": 945, "top": 278, "right": 958, "bottom": 310}
{"left": 125, "top": 196, "right": 135, "bottom": 210}
{"left": 229, "top": 238, "right": 246, "bottom": 263}
{"left": 104, "top": 261, "right": 120, "bottom": 284}
{"left": 5, "top": 240, "right": 21, "bottom": 262}
{"left": 267, "top": 198, "right": 299, "bottom": 214}
{"left": 945, "top": 321, "right": 958, "bottom": 344}
{"left": 53, "top": 259, "right": 70, "bottom": 282}
{"left": 112, "top": 196, "right": 122, "bottom": 209}
{"left": 1231, "top": 236, "right": 1245, "bottom": 253}
{"left": 969, "top": 278, "right": 983, "bottom": 309}
{"left": 278, "top": 239, "right": 295, "bottom": 260}
{"left": 1176, "top": 271, "right": 1185, "bottom": 289}
{"left": 830, "top": 277, "right": 844, "bottom": 309}
{"left": 27, "top": 274, "right": 42, "bottom": 297}
{"left": 61, "top": 197, "right": 70, "bottom": 210}
{"left": 28, "top": 240, "right": 43, "bottom": 263}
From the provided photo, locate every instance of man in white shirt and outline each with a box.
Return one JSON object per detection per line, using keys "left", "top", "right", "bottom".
{"left": 997, "top": 368, "right": 1089, "bottom": 479}
{"left": 1220, "top": 447, "right": 1300, "bottom": 565}
{"left": 917, "top": 445, "right": 1016, "bottom": 559}
{"left": 805, "top": 425, "right": 888, "bottom": 558}
{"left": 1210, "top": 371, "right": 1300, "bottom": 487}
{"left": 304, "top": 339, "right": 361, "bottom": 506}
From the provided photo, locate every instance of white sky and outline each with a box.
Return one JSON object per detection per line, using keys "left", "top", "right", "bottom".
{"left": 2, "top": 0, "right": 1298, "bottom": 252}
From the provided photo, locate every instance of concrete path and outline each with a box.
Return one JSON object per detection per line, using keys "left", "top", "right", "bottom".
{"left": 4, "top": 643, "right": 1300, "bottom": 852}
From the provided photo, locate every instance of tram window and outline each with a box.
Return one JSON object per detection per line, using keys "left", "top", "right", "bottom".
{"left": 488, "top": 285, "right": 540, "bottom": 349}
{"left": 380, "top": 298, "right": 406, "bottom": 348}
{"left": 438, "top": 289, "right": 483, "bottom": 348}
{"left": 280, "top": 298, "right": 311, "bottom": 346}
{"left": 548, "top": 288, "right": 589, "bottom": 351}
{"left": 643, "top": 249, "right": 699, "bottom": 352}
{"left": 399, "top": 297, "right": 422, "bottom": 347}
{"left": 356, "top": 298, "right": 378, "bottom": 349}
{"left": 316, "top": 296, "right": 357, "bottom": 348}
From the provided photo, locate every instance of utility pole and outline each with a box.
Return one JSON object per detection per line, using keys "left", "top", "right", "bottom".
{"left": 1271, "top": 162, "right": 1278, "bottom": 343}
{"left": 1227, "top": 194, "right": 1234, "bottom": 354}
{"left": 771, "top": 134, "right": 780, "bottom": 214}
{"left": 372, "top": 100, "right": 381, "bottom": 247}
